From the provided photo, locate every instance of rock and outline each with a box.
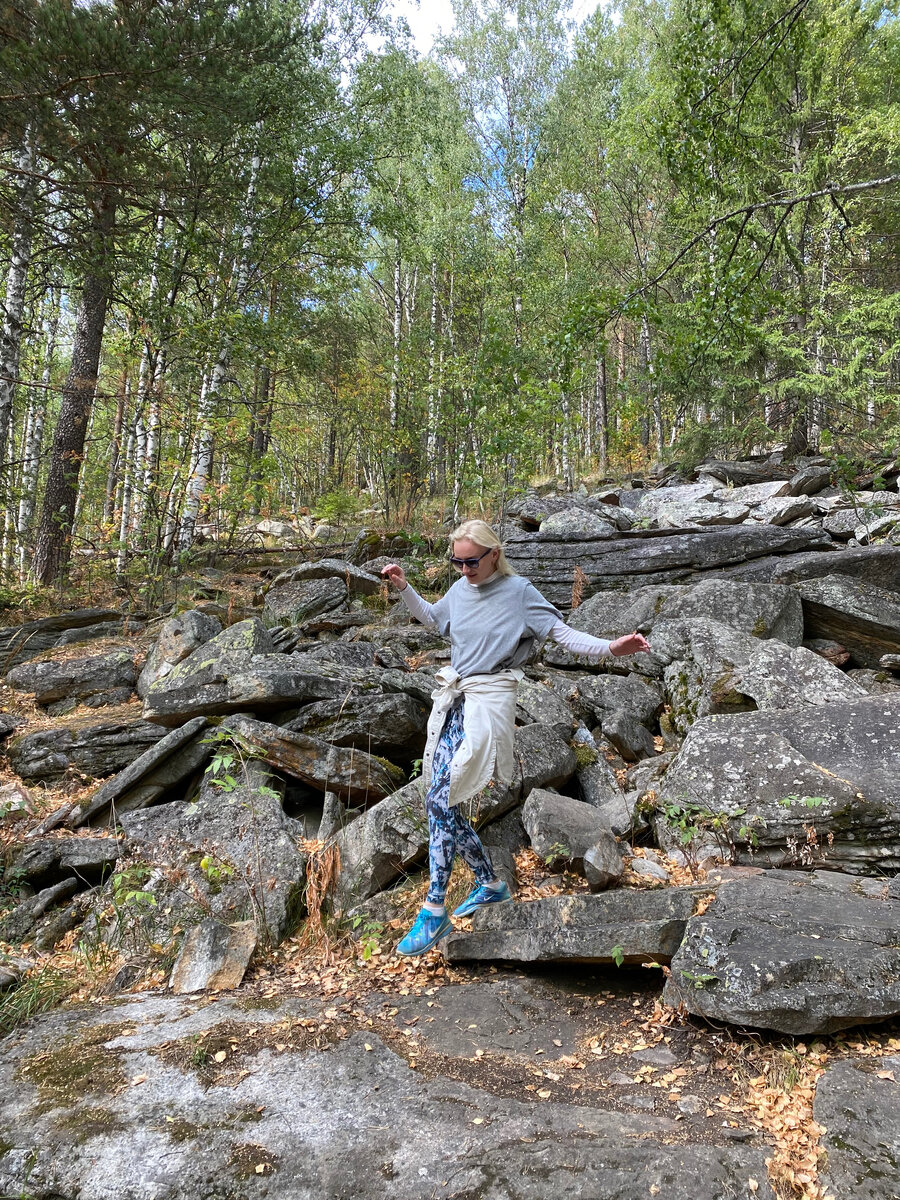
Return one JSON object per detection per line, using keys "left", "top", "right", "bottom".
{"left": 789, "top": 464, "right": 832, "bottom": 496}
{"left": 654, "top": 695, "right": 900, "bottom": 872}
{"left": 286, "top": 693, "right": 429, "bottom": 765}
{"left": 562, "top": 579, "right": 804, "bottom": 656}
{"left": 169, "top": 918, "right": 257, "bottom": 993}
{"left": 8, "top": 834, "right": 122, "bottom": 889}
{"left": 522, "top": 789, "right": 614, "bottom": 870}
{"left": 701, "top": 460, "right": 793, "bottom": 487}
{"left": 267, "top": 558, "right": 383, "bottom": 596}
{"left": 136, "top": 610, "right": 222, "bottom": 697}
{"left": 815, "top": 1055, "right": 900, "bottom": 1200}
{"left": 716, "top": 544, "right": 900, "bottom": 592}
{"left": 583, "top": 833, "right": 625, "bottom": 891}
{"left": 576, "top": 753, "right": 632, "bottom": 828}
{"left": 7, "top": 711, "right": 168, "bottom": 783}
{"left": 503, "top": 524, "right": 829, "bottom": 608}
{"left": 665, "top": 871, "right": 900, "bottom": 1034}
{"left": 537, "top": 508, "right": 617, "bottom": 540}
{"left": 6, "top": 647, "right": 138, "bottom": 708}
{"left": 222, "top": 714, "right": 405, "bottom": 805}
{"left": 263, "top": 576, "right": 348, "bottom": 625}
{"left": 444, "top": 887, "right": 707, "bottom": 964}
{"left": 628, "top": 856, "right": 669, "bottom": 883}
{"left": 56, "top": 620, "right": 132, "bottom": 646}
{"left": 0, "top": 608, "right": 120, "bottom": 670}
{"left": 255, "top": 518, "right": 296, "bottom": 540}
{"left": 654, "top": 499, "right": 750, "bottom": 528}
{"left": 795, "top": 575, "right": 900, "bottom": 667}
{"left": 654, "top": 618, "right": 760, "bottom": 733}
{"left": 602, "top": 710, "right": 657, "bottom": 761}
{"left": 882, "top": 653, "right": 900, "bottom": 671}
{"left": 0, "top": 781, "right": 31, "bottom": 819}
{"left": 0, "top": 991, "right": 777, "bottom": 1200}
{"left": 515, "top": 676, "right": 576, "bottom": 727}
{"left": 803, "top": 637, "right": 850, "bottom": 667}
{"left": 564, "top": 672, "right": 664, "bottom": 729}
{"left": 712, "top": 480, "right": 793, "bottom": 505}
{"left": 317, "top": 791, "right": 345, "bottom": 841}
{"left": 751, "top": 494, "right": 814, "bottom": 525}
{"left": 73, "top": 716, "right": 210, "bottom": 826}
{"left": 846, "top": 668, "right": 900, "bottom": 695}
{"left": 142, "top": 617, "right": 275, "bottom": 723}
{"left": 732, "top": 640, "right": 867, "bottom": 709}
{"left": 119, "top": 759, "right": 306, "bottom": 946}
{"left": 0, "top": 878, "right": 79, "bottom": 944}
{"left": 511, "top": 722, "right": 577, "bottom": 797}
{"left": 824, "top": 501, "right": 900, "bottom": 540}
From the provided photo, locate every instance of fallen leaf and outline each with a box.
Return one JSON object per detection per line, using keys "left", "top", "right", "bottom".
{"left": 876, "top": 1070, "right": 895, "bottom": 1080}
{"left": 748, "top": 1179, "right": 758, "bottom": 1193}
{"left": 364, "top": 1043, "right": 373, "bottom": 1051}
{"left": 473, "top": 1117, "right": 484, "bottom": 1125}
{"left": 537, "top": 1089, "right": 552, "bottom": 1099}
{"left": 130, "top": 1074, "right": 147, "bottom": 1086}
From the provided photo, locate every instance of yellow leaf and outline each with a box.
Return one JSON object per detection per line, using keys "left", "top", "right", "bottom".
{"left": 748, "top": 1180, "right": 758, "bottom": 1194}
{"left": 130, "top": 1074, "right": 147, "bottom": 1086}
{"left": 364, "top": 1043, "right": 373, "bottom": 1051}
{"left": 213, "top": 1051, "right": 227, "bottom": 1063}
{"left": 876, "top": 1070, "right": 895, "bottom": 1080}
{"left": 650, "top": 1186, "right": 660, "bottom": 1196}
{"left": 473, "top": 1117, "right": 484, "bottom": 1125}
{"left": 255, "top": 1164, "right": 266, "bottom": 1175}
{"left": 537, "top": 1089, "right": 552, "bottom": 1099}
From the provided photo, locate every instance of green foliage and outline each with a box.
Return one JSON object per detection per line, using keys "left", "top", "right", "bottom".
{"left": 778, "top": 795, "right": 828, "bottom": 809}
{"left": 0, "top": 966, "right": 77, "bottom": 1037}
{"left": 610, "top": 944, "right": 625, "bottom": 968}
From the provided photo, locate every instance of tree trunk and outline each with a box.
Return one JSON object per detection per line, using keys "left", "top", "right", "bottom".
{"left": 595, "top": 348, "right": 608, "bottom": 475}
{"left": 0, "top": 139, "right": 36, "bottom": 490}
{"left": 33, "top": 193, "right": 114, "bottom": 584}
{"left": 17, "top": 288, "right": 59, "bottom": 575}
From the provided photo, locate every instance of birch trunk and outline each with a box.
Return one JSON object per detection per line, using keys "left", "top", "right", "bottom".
{"left": 595, "top": 349, "right": 608, "bottom": 475}
{"left": 17, "top": 289, "right": 59, "bottom": 575}
{"left": 179, "top": 152, "right": 260, "bottom": 549}
{"left": 0, "top": 139, "right": 36, "bottom": 488}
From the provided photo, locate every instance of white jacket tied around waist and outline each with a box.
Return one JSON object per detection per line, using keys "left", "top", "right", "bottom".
{"left": 422, "top": 665, "right": 523, "bottom": 807}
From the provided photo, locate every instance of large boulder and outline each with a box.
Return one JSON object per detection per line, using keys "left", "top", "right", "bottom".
{"left": 6, "top": 646, "right": 138, "bottom": 711}
{"left": 7, "top": 711, "right": 168, "bottom": 783}
{"left": 221, "top": 714, "right": 405, "bottom": 805}
{"left": 73, "top": 716, "right": 211, "bottom": 826}
{"left": 136, "top": 610, "right": 221, "bottom": 697}
{"left": 665, "top": 871, "right": 900, "bottom": 1035}
{"left": 715, "top": 544, "right": 900, "bottom": 592}
{"left": 653, "top": 695, "right": 900, "bottom": 872}
{"left": 731, "top": 640, "right": 866, "bottom": 709}
{"left": 795, "top": 574, "right": 900, "bottom": 667}
{"left": 265, "top": 558, "right": 383, "bottom": 596}
{"left": 504, "top": 524, "right": 829, "bottom": 608}
{"left": 286, "top": 693, "right": 429, "bottom": 765}
{"left": 522, "top": 789, "right": 615, "bottom": 870}
{"left": 0, "top": 608, "right": 120, "bottom": 670}
{"left": 263, "top": 577, "right": 348, "bottom": 626}
{"left": 537, "top": 508, "right": 617, "bottom": 540}
{"left": 119, "top": 758, "right": 306, "bottom": 947}
{"left": 443, "top": 887, "right": 707, "bottom": 965}
{"left": 815, "top": 1054, "right": 900, "bottom": 1200}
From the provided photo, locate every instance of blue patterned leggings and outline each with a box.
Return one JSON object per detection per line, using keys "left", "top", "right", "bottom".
{"left": 425, "top": 701, "right": 495, "bottom": 905}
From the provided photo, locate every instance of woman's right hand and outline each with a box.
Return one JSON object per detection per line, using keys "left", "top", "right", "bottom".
{"left": 381, "top": 562, "right": 407, "bottom": 591}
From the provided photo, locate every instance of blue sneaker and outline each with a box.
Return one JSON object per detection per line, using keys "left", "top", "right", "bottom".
{"left": 396, "top": 908, "right": 452, "bottom": 956}
{"left": 452, "top": 881, "right": 513, "bottom": 919}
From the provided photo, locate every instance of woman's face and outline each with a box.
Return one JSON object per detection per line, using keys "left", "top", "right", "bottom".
{"left": 452, "top": 537, "right": 500, "bottom": 584}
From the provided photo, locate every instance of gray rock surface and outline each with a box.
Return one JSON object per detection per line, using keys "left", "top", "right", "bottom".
{"left": 6, "top": 646, "right": 138, "bottom": 707}
{"left": 503, "top": 524, "right": 829, "bottom": 607}
{"left": 444, "top": 888, "right": 706, "bottom": 964}
{"left": 263, "top": 576, "right": 348, "bottom": 625}
{"left": 74, "top": 716, "right": 210, "bottom": 825}
{"left": 169, "top": 918, "right": 257, "bottom": 994}
{"left": 716, "top": 544, "right": 900, "bottom": 592}
{"left": 654, "top": 695, "right": 900, "bottom": 871}
{"left": 266, "top": 557, "right": 383, "bottom": 595}
{"left": 666, "top": 871, "right": 900, "bottom": 1034}
{"left": 223, "top": 713, "right": 406, "bottom": 805}
{"left": 137, "top": 610, "right": 222, "bottom": 697}
{"left": 814, "top": 1054, "right": 900, "bottom": 1200}
{"left": 583, "top": 833, "right": 625, "bottom": 891}
{"left": 795, "top": 574, "right": 900, "bottom": 667}
{"left": 537, "top": 507, "right": 617, "bottom": 540}
{"left": 0, "top": 608, "right": 120, "bottom": 671}
{"left": 732, "top": 640, "right": 867, "bottom": 709}
{"left": 7, "top": 711, "right": 168, "bottom": 782}
{"left": 119, "top": 759, "right": 306, "bottom": 946}
{"left": 286, "top": 692, "right": 429, "bottom": 763}
{"left": 522, "top": 788, "right": 613, "bottom": 870}
{"left": 0, "top": 990, "right": 775, "bottom": 1200}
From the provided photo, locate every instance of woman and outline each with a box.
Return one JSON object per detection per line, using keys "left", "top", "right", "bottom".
{"left": 381, "top": 518, "right": 650, "bottom": 956}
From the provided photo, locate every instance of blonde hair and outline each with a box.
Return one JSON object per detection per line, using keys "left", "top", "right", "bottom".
{"left": 449, "top": 519, "right": 515, "bottom": 577}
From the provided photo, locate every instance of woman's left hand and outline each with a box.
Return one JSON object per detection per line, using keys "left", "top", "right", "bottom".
{"left": 610, "top": 631, "right": 651, "bottom": 657}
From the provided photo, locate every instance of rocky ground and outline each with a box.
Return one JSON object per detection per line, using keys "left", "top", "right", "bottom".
{"left": 1, "top": 452, "right": 900, "bottom": 1199}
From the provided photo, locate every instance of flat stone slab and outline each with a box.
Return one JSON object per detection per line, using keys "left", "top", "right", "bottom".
{"left": 814, "top": 1054, "right": 900, "bottom": 1200}
{"left": 74, "top": 716, "right": 209, "bottom": 826}
{"left": 795, "top": 574, "right": 900, "bottom": 667}
{"left": 0, "top": 608, "right": 120, "bottom": 670}
{"left": 7, "top": 710, "right": 168, "bottom": 783}
{"left": 665, "top": 871, "right": 900, "bottom": 1035}
{"left": 0, "top": 992, "right": 776, "bottom": 1200}
{"left": 443, "top": 888, "right": 707, "bottom": 965}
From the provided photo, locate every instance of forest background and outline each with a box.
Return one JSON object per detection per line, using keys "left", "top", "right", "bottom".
{"left": 0, "top": 0, "right": 898, "bottom": 594}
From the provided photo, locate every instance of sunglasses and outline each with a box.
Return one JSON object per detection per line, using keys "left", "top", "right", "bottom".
{"left": 449, "top": 547, "right": 493, "bottom": 571}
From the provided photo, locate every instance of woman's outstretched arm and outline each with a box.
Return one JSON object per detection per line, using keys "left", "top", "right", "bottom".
{"left": 381, "top": 563, "right": 438, "bottom": 626}
{"left": 549, "top": 621, "right": 650, "bottom": 660}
